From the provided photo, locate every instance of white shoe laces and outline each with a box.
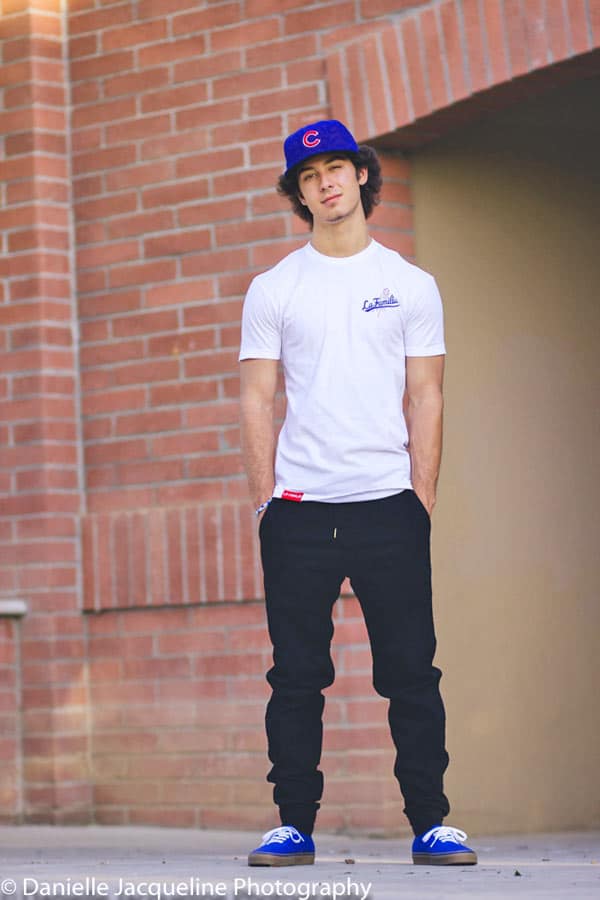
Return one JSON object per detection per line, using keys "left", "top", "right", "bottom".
{"left": 262, "top": 826, "right": 304, "bottom": 845}
{"left": 421, "top": 826, "right": 468, "bottom": 846}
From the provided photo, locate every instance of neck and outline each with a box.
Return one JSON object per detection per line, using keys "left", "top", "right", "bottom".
{"left": 310, "top": 213, "right": 371, "bottom": 258}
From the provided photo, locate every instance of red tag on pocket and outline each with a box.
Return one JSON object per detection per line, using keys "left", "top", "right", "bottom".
{"left": 282, "top": 489, "right": 304, "bottom": 502}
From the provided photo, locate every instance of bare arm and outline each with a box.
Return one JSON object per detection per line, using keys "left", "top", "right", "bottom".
{"left": 240, "top": 358, "right": 279, "bottom": 513}
{"left": 405, "top": 355, "right": 445, "bottom": 517}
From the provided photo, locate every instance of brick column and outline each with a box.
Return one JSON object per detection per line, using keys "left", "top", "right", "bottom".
{"left": 0, "top": 1, "right": 90, "bottom": 823}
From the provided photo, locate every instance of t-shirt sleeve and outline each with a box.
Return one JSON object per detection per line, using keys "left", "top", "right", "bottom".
{"left": 238, "top": 277, "right": 281, "bottom": 361}
{"left": 404, "top": 274, "right": 446, "bottom": 357}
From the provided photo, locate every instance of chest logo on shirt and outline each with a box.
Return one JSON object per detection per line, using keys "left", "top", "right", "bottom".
{"left": 362, "top": 288, "right": 399, "bottom": 312}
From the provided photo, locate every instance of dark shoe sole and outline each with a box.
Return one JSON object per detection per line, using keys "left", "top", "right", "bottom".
{"left": 248, "top": 852, "right": 315, "bottom": 867}
{"left": 413, "top": 851, "right": 478, "bottom": 866}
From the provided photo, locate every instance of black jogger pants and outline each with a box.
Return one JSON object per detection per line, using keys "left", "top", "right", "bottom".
{"left": 259, "top": 489, "right": 450, "bottom": 837}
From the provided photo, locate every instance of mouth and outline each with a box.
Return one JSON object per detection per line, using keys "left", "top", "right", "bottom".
{"left": 322, "top": 194, "right": 342, "bottom": 205}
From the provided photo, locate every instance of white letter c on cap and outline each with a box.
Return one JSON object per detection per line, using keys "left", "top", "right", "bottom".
{"left": 302, "top": 130, "right": 320, "bottom": 148}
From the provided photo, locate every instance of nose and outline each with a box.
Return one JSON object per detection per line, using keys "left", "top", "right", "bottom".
{"left": 318, "top": 170, "right": 334, "bottom": 191}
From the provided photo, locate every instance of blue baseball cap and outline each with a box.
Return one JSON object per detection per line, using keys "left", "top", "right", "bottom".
{"left": 283, "top": 119, "right": 359, "bottom": 175}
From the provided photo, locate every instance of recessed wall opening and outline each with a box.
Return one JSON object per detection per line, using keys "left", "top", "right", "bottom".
{"left": 403, "top": 75, "right": 600, "bottom": 833}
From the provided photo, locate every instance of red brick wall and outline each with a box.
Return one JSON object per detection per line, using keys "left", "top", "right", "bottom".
{"left": 70, "top": 0, "right": 414, "bottom": 526}
{"left": 2, "top": 0, "right": 598, "bottom": 829}
{"left": 68, "top": 0, "right": 415, "bottom": 617}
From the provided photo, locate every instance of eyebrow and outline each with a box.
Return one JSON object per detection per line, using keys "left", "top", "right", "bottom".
{"left": 297, "top": 155, "right": 346, "bottom": 175}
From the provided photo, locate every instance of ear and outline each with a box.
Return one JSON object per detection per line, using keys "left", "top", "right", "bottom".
{"left": 357, "top": 166, "right": 368, "bottom": 186}
{"left": 297, "top": 191, "right": 308, "bottom": 207}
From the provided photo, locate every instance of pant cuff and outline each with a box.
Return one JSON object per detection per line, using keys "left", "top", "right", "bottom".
{"left": 279, "top": 803, "right": 318, "bottom": 836}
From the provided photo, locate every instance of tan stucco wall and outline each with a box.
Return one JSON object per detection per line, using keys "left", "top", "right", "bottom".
{"left": 412, "top": 77, "right": 600, "bottom": 834}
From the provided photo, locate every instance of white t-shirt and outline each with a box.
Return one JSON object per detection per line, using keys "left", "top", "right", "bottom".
{"left": 239, "top": 239, "right": 446, "bottom": 502}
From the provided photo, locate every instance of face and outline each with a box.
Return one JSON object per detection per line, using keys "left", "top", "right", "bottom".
{"left": 296, "top": 154, "right": 368, "bottom": 227}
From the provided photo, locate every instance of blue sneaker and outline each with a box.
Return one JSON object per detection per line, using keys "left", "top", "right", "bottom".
{"left": 412, "top": 825, "right": 477, "bottom": 865}
{"left": 248, "top": 825, "right": 315, "bottom": 866}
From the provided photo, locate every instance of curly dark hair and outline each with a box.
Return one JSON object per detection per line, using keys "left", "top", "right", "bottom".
{"left": 276, "top": 145, "right": 382, "bottom": 227}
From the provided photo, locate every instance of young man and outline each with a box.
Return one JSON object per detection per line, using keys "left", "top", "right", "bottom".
{"left": 239, "top": 120, "right": 477, "bottom": 867}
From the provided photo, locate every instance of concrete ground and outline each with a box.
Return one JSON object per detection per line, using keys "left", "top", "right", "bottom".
{"left": 0, "top": 826, "right": 599, "bottom": 900}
